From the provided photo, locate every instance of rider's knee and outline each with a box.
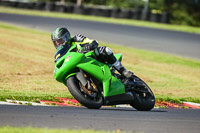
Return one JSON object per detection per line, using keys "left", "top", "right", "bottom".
{"left": 95, "top": 46, "right": 113, "bottom": 56}
{"left": 95, "top": 46, "right": 116, "bottom": 64}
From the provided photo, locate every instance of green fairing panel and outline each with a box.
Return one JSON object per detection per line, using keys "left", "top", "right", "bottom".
{"left": 105, "top": 76, "right": 125, "bottom": 97}
{"left": 114, "top": 53, "right": 122, "bottom": 62}
{"left": 77, "top": 58, "right": 110, "bottom": 82}
{"left": 78, "top": 58, "right": 125, "bottom": 97}
{"left": 84, "top": 51, "right": 95, "bottom": 57}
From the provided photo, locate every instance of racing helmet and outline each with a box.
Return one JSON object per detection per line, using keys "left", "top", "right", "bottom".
{"left": 51, "top": 27, "right": 71, "bottom": 49}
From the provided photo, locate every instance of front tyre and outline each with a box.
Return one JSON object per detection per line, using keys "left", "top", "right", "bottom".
{"left": 130, "top": 75, "right": 155, "bottom": 111}
{"left": 66, "top": 76, "right": 103, "bottom": 109}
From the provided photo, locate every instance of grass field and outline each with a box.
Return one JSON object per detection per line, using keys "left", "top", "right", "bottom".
{"left": 0, "top": 126, "right": 118, "bottom": 133}
{"left": 0, "top": 22, "right": 200, "bottom": 103}
{"left": 0, "top": 6, "right": 200, "bottom": 34}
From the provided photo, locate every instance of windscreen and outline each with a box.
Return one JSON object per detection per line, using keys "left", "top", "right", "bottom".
{"left": 54, "top": 44, "right": 71, "bottom": 63}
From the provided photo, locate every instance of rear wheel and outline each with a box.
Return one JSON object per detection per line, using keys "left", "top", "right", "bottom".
{"left": 129, "top": 75, "right": 155, "bottom": 111}
{"left": 66, "top": 76, "right": 103, "bottom": 109}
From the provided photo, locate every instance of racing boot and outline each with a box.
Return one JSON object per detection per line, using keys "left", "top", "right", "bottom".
{"left": 112, "top": 60, "right": 133, "bottom": 78}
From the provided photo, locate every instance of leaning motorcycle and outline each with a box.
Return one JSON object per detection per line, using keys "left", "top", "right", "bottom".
{"left": 53, "top": 44, "right": 155, "bottom": 111}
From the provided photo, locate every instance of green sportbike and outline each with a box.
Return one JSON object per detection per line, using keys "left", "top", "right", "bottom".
{"left": 53, "top": 45, "right": 155, "bottom": 111}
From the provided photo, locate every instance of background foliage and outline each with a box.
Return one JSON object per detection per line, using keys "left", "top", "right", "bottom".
{"left": 39, "top": 0, "right": 200, "bottom": 27}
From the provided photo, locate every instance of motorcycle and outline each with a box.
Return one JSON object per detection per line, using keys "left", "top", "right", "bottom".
{"left": 53, "top": 44, "right": 155, "bottom": 111}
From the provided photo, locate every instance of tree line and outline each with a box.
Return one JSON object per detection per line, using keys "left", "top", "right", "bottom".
{"left": 36, "top": 0, "right": 200, "bottom": 27}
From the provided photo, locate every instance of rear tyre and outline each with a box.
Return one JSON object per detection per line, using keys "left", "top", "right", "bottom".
{"left": 66, "top": 76, "right": 103, "bottom": 109}
{"left": 130, "top": 75, "right": 155, "bottom": 111}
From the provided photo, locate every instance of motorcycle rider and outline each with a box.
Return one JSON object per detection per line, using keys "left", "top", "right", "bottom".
{"left": 51, "top": 27, "right": 133, "bottom": 78}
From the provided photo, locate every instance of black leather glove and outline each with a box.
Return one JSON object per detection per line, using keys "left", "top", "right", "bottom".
{"left": 79, "top": 44, "right": 91, "bottom": 53}
{"left": 83, "top": 45, "right": 91, "bottom": 51}
{"left": 73, "top": 34, "right": 86, "bottom": 42}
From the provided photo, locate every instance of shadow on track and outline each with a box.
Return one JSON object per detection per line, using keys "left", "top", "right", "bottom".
{"left": 99, "top": 107, "right": 167, "bottom": 112}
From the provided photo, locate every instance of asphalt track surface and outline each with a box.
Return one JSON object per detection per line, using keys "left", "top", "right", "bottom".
{"left": 0, "top": 105, "right": 200, "bottom": 133}
{"left": 0, "top": 13, "right": 200, "bottom": 60}
{"left": 1, "top": 13, "right": 200, "bottom": 133}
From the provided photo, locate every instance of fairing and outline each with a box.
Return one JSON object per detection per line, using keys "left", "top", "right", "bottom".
{"left": 53, "top": 45, "right": 125, "bottom": 97}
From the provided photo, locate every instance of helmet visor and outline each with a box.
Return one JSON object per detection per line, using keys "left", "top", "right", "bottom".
{"left": 54, "top": 38, "right": 65, "bottom": 48}
{"left": 53, "top": 32, "right": 71, "bottom": 49}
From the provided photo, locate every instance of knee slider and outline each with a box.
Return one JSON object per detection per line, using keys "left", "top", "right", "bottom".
{"left": 95, "top": 46, "right": 108, "bottom": 56}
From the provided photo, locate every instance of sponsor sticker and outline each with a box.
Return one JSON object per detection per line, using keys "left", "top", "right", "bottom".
{"left": 65, "top": 55, "right": 71, "bottom": 62}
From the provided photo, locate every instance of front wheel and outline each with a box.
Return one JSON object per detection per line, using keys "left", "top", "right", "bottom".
{"left": 129, "top": 75, "right": 155, "bottom": 111}
{"left": 66, "top": 76, "right": 103, "bottom": 109}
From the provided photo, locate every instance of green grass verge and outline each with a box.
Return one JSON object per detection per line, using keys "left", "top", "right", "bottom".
{"left": 0, "top": 126, "right": 119, "bottom": 133}
{"left": 0, "top": 22, "right": 200, "bottom": 104}
{"left": 0, "top": 90, "right": 73, "bottom": 103}
{"left": 0, "top": 6, "right": 200, "bottom": 34}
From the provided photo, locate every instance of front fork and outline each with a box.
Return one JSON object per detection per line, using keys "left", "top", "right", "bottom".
{"left": 76, "top": 69, "right": 88, "bottom": 87}
{"left": 75, "top": 69, "right": 99, "bottom": 97}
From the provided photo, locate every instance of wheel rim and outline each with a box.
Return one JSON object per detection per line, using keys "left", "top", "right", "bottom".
{"left": 78, "top": 80, "right": 102, "bottom": 103}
